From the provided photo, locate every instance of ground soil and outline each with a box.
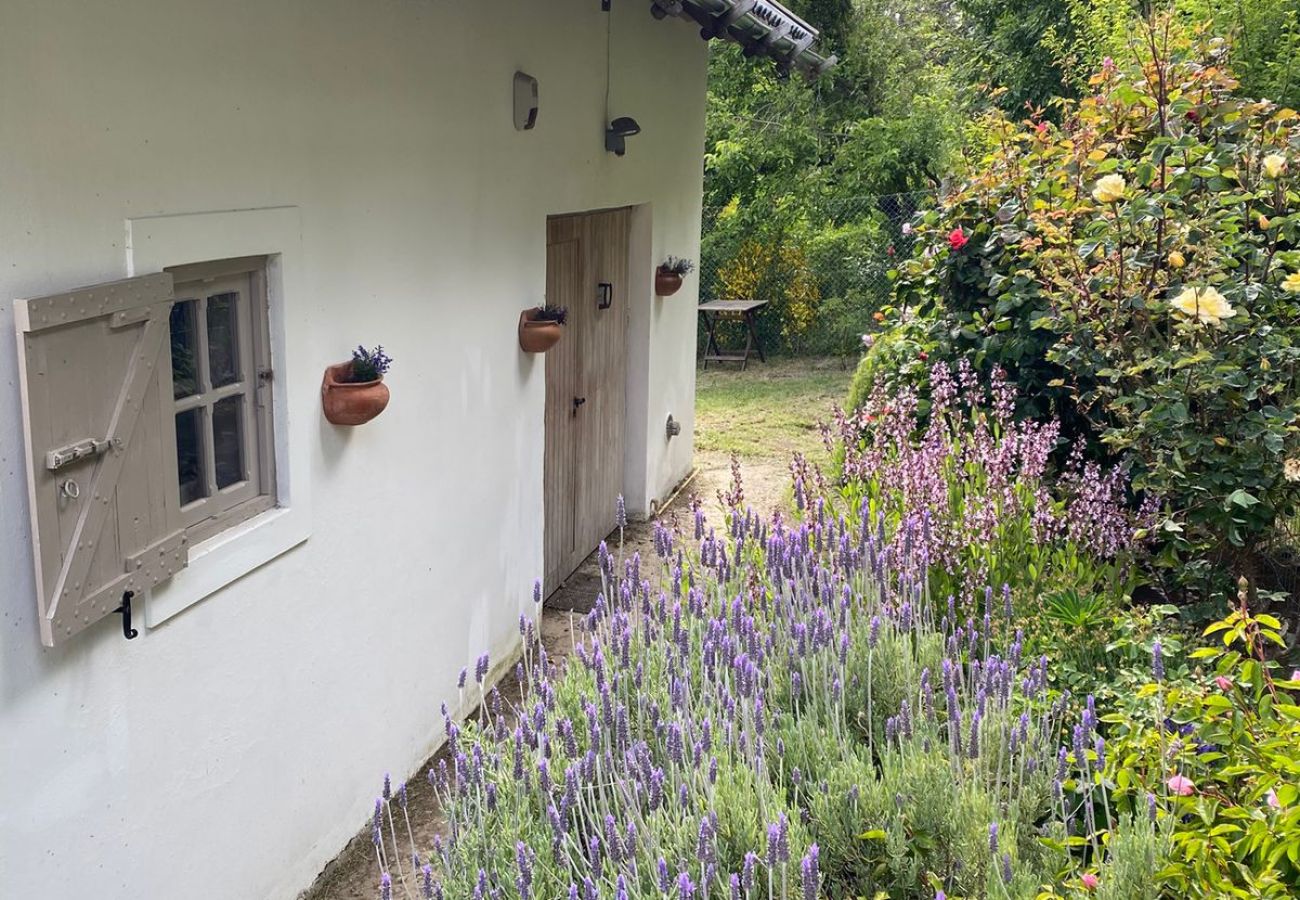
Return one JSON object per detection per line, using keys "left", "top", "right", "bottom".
{"left": 297, "top": 449, "right": 792, "bottom": 899}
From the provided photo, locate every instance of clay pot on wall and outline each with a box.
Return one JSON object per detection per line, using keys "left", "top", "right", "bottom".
{"left": 655, "top": 268, "right": 683, "bottom": 296}
{"left": 518, "top": 307, "right": 565, "bottom": 353}
{"left": 321, "top": 362, "right": 390, "bottom": 425}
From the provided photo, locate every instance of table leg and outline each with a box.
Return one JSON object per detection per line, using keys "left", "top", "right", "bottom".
{"left": 700, "top": 312, "right": 722, "bottom": 370}
{"left": 739, "top": 316, "right": 754, "bottom": 372}
{"left": 745, "top": 310, "right": 766, "bottom": 364}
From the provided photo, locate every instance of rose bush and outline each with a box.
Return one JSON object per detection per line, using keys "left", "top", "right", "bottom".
{"left": 889, "top": 22, "right": 1300, "bottom": 584}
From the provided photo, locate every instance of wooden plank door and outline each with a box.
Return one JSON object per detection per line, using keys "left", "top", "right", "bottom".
{"left": 543, "top": 208, "right": 631, "bottom": 595}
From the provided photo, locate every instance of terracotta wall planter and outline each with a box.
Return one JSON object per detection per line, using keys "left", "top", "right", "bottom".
{"left": 321, "top": 362, "right": 390, "bottom": 425}
{"left": 655, "top": 269, "right": 683, "bottom": 296}
{"left": 518, "top": 308, "right": 564, "bottom": 353}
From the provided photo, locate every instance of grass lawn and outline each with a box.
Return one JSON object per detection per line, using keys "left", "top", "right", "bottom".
{"left": 694, "top": 356, "right": 855, "bottom": 461}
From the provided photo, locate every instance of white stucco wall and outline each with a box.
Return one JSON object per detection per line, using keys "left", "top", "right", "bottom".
{"left": 0, "top": 2, "right": 705, "bottom": 897}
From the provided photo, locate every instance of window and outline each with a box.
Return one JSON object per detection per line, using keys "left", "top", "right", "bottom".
{"left": 166, "top": 256, "right": 276, "bottom": 543}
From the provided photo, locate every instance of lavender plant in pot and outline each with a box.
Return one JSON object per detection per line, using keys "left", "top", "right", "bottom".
{"left": 655, "top": 256, "right": 694, "bottom": 296}
{"left": 321, "top": 345, "right": 392, "bottom": 425}
{"left": 518, "top": 304, "right": 567, "bottom": 353}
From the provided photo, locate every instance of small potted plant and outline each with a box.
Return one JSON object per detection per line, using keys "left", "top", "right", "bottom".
{"left": 518, "top": 304, "right": 568, "bottom": 353}
{"left": 321, "top": 345, "right": 393, "bottom": 425}
{"left": 655, "top": 256, "right": 695, "bottom": 296}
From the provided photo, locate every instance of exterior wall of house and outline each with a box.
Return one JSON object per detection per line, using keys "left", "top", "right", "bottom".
{"left": 0, "top": 2, "right": 705, "bottom": 897}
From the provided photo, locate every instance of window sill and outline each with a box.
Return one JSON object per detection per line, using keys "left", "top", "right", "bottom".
{"left": 144, "top": 504, "right": 308, "bottom": 627}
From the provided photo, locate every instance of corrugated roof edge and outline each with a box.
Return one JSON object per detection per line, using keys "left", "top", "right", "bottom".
{"left": 650, "top": 0, "right": 838, "bottom": 78}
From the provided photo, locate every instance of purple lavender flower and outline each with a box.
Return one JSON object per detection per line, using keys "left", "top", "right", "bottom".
{"left": 677, "top": 871, "right": 696, "bottom": 899}
{"left": 457, "top": 667, "right": 467, "bottom": 689}
{"left": 800, "top": 844, "right": 820, "bottom": 900}
{"left": 989, "top": 822, "right": 999, "bottom": 854}
{"left": 371, "top": 798, "right": 383, "bottom": 847}
{"left": 380, "top": 872, "right": 392, "bottom": 900}
{"left": 1152, "top": 640, "right": 1164, "bottom": 682}
{"left": 616, "top": 494, "right": 627, "bottom": 529}
{"left": 422, "top": 865, "right": 435, "bottom": 900}
{"left": 515, "top": 842, "right": 534, "bottom": 899}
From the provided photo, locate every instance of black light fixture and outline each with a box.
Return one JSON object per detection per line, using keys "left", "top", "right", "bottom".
{"left": 605, "top": 116, "right": 641, "bottom": 156}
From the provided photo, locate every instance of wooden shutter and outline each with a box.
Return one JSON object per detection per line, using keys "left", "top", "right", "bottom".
{"left": 15, "top": 273, "right": 188, "bottom": 646}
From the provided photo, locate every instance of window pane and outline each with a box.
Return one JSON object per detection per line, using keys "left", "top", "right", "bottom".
{"left": 175, "top": 408, "right": 206, "bottom": 505}
{"left": 169, "top": 300, "right": 199, "bottom": 399}
{"left": 207, "top": 292, "right": 240, "bottom": 388}
{"left": 212, "top": 395, "right": 246, "bottom": 490}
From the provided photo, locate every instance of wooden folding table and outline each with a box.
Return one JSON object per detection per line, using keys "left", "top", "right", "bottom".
{"left": 698, "top": 299, "right": 769, "bottom": 370}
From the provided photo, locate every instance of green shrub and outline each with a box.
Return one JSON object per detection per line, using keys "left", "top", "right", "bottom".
{"left": 1101, "top": 580, "right": 1300, "bottom": 897}
{"left": 845, "top": 319, "right": 932, "bottom": 412}
{"left": 893, "top": 20, "right": 1300, "bottom": 578}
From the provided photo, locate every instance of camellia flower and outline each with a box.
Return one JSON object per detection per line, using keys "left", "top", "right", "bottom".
{"left": 1171, "top": 286, "right": 1236, "bottom": 326}
{"left": 948, "top": 227, "right": 968, "bottom": 251}
{"left": 1081, "top": 872, "right": 1099, "bottom": 891}
{"left": 1167, "top": 250, "right": 1185, "bottom": 269}
{"left": 1167, "top": 774, "right": 1195, "bottom": 796}
{"left": 1092, "top": 173, "right": 1126, "bottom": 203}
{"left": 1215, "top": 675, "right": 1232, "bottom": 691}
{"left": 1283, "top": 272, "right": 1300, "bottom": 294}
{"left": 1263, "top": 153, "right": 1287, "bottom": 179}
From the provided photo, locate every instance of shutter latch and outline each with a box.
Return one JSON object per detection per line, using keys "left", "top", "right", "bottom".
{"left": 45, "top": 437, "right": 112, "bottom": 472}
{"left": 114, "top": 591, "right": 139, "bottom": 640}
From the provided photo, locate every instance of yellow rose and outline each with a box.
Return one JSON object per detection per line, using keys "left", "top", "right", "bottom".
{"left": 1092, "top": 173, "right": 1126, "bottom": 203}
{"left": 1170, "top": 286, "right": 1236, "bottom": 326}
{"left": 1167, "top": 250, "right": 1185, "bottom": 269}
{"left": 1283, "top": 272, "right": 1300, "bottom": 294}
{"left": 1263, "top": 153, "right": 1287, "bottom": 179}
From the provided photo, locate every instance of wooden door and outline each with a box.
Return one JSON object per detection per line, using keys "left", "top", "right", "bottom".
{"left": 543, "top": 208, "right": 631, "bottom": 594}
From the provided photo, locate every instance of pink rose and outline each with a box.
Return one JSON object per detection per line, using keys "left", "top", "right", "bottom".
{"left": 948, "top": 227, "right": 969, "bottom": 251}
{"left": 1215, "top": 675, "right": 1232, "bottom": 691}
{"left": 1081, "top": 872, "right": 1099, "bottom": 890}
{"left": 1167, "top": 774, "right": 1195, "bottom": 796}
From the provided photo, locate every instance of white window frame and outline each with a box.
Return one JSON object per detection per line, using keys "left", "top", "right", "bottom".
{"left": 169, "top": 257, "right": 276, "bottom": 542}
{"left": 127, "top": 207, "right": 310, "bottom": 628}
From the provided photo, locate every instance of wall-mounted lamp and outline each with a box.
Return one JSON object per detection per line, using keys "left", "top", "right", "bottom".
{"left": 666, "top": 414, "right": 681, "bottom": 439}
{"left": 605, "top": 116, "right": 641, "bottom": 156}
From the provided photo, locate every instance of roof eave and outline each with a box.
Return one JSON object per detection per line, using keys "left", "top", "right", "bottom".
{"left": 651, "top": 0, "right": 838, "bottom": 78}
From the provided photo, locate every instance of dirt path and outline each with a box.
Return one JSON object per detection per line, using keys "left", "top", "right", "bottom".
{"left": 299, "top": 450, "right": 790, "bottom": 900}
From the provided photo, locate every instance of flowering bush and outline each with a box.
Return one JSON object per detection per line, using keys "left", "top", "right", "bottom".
{"left": 891, "top": 21, "right": 1300, "bottom": 577}
{"left": 1099, "top": 579, "right": 1300, "bottom": 897}
{"left": 827, "top": 363, "right": 1152, "bottom": 667}
{"left": 367, "top": 429, "right": 1174, "bottom": 897}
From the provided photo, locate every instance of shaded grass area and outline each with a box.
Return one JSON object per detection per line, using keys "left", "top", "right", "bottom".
{"left": 694, "top": 357, "right": 854, "bottom": 461}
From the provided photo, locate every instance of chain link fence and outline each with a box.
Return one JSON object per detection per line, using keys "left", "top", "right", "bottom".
{"left": 699, "top": 190, "right": 934, "bottom": 357}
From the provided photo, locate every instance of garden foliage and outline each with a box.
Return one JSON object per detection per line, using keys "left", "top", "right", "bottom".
{"left": 890, "top": 25, "right": 1300, "bottom": 574}
{"left": 369, "top": 379, "right": 1196, "bottom": 899}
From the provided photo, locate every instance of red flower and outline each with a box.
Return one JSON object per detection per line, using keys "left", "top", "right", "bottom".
{"left": 948, "top": 227, "right": 968, "bottom": 251}
{"left": 886, "top": 244, "right": 896, "bottom": 257}
{"left": 918, "top": 351, "right": 929, "bottom": 361}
